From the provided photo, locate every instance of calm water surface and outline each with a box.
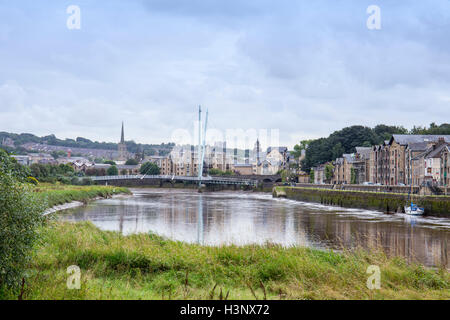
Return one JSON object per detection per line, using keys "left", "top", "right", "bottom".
{"left": 60, "top": 188, "right": 449, "bottom": 268}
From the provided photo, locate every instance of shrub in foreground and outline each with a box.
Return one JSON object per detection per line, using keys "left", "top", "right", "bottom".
{"left": 0, "top": 171, "right": 46, "bottom": 290}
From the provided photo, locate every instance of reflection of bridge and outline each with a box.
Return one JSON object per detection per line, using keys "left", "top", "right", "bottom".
{"left": 90, "top": 174, "right": 281, "bottom": 187}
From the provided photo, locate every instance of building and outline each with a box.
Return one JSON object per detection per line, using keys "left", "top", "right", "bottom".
{"left": 332, "top": 154, "right": 355, "bottom": 184}
{"left": 233, "top": 164, "right": 253, "bottom": 175}
{"left": 370, "top": 135, "right": 450, "bottom": 186}
{"left": 28, "top": 153, "right": 56, "bottom": 165}
{"left": 117, "top": 164, "right": 140, "bottom": 175}
{"left": 353, "top": 147, "right": 371, "bottom": 184}
{"left": 312, "top": 164, "right": 326, "bottom": 184}
{"left": 57, "top": 156, "right": 93, "bottom": 172}
{"left": 409, "top": 138, "right": 449, "bottom": 186}
{"left": 298, "top": 172, "right": 310, "bottom": 183}
{"left": 11, "top": 155, "right": 30, "bottom": 166}
{"left": 440, "top": 145, "right": 450, "bottom": 186}
{"left": 117, "top": 122, "right": 128, "bottom": 163}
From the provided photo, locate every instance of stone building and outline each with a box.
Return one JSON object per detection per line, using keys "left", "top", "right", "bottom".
{"left": 409, "top": 138, "right": 449, "bottom": 186}
{"left": 313, "top": 164, "right": 326, "bottom": 184}
{"left": 117, "top": 122, "right": 128, "bottom": 162}
{"left": 440, "top": 145, "right": 450, "bottom": 186}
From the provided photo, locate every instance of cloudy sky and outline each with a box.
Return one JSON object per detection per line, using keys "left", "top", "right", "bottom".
{"left": 0, "top": 0, "right": 449, "bottom": 148}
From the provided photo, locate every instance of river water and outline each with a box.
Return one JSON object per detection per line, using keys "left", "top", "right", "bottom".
{"left": 60, "top": 188, "right": 449, "bottom": 268}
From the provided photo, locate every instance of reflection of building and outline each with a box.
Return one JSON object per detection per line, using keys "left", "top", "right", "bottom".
{"left": 117, "top": 122, "right": 128, "bottom": 163}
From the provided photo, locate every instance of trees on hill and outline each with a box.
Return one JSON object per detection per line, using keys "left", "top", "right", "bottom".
{"left": 298, "top": 124, "right": 415, "bottom": 172}
{"left": 0, "top": 132, "right": 175, "bottom": 156}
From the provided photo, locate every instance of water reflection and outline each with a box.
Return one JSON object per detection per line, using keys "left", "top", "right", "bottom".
{"left": 61, "top": 189, "right": 449, "bottom": 268}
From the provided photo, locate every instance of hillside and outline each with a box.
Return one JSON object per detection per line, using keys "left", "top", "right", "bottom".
{"left": 0, "top": 132, "right": 174, "bottom": 157}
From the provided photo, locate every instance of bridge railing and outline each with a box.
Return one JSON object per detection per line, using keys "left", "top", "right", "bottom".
{"left": 89, "top": 174, "right": 258, "bottom": 186}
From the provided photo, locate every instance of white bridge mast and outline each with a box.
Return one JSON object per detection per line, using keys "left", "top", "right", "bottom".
{"left": 197, "top": 106, "right": 208, "bottom": 186}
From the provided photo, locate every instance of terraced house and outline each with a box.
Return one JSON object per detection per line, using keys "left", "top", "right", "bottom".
{"left": 324, "top": 134, "right": 450, "bottom": 187}
{"left": 441, "top": 145, "right": 450, "bottom": 186}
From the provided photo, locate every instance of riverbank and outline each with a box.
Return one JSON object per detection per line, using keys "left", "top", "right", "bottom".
{"left": 35, "top": 183, "right": 131, "bottom": 209}
{"left": 4, "top": 221, "right": 448, "bottom": 300}
{"left": 273, "top": 186, "right": 450, "bottom": 217}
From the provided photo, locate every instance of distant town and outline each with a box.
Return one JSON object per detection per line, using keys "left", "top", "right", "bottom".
{"left": 2, "top": 123, "right": 450, "bottom": 190}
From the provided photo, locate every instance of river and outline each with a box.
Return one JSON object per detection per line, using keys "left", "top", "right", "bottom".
{"left": 60, "top": 188, "right": 449, "bottom": 268}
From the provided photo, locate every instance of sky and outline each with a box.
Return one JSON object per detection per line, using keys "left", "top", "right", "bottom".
{"left": 0, "top": 0, "right": 449, "bottom": 149}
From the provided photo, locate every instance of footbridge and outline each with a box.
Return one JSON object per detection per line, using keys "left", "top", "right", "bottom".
{"left": 90, "top": 174, "right": 271, "bottom": 187}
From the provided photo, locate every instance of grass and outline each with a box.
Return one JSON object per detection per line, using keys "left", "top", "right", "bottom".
{"left": 4, "top": 221, "right": 448, "bottom": 300}
{"left": 34, "top": 183, "right": 131, "bottom": 208}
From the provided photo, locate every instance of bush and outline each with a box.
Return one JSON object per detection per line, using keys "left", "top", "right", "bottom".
{"left": 0, "top": 171, "right": 46, "bottom": 290}
{"left": 107, "top": 165, "right": 119, "bottom": 176}
{"left": 81, "top": 177, "right": 93, "bottom": 186}
{"left": 0, "top": 148, "right": 30, "bottom": 182}
{"left": 70, "top": 176, "right": 81, "bottom": 185}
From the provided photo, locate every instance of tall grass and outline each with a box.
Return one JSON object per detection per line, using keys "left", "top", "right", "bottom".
{"left": 34, "top": 183, "right": 131, "bottom": 208}
{"left": 6, "top": 221, "right": 449, "bottom": 300}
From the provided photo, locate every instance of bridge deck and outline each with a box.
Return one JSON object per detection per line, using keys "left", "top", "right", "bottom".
{"left": 90, "top": 175, "right": 259, "bottom": 186}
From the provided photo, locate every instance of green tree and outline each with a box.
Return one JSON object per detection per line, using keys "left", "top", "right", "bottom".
{"left": 301, "top": 124, "right": 411, "bottom": 172}
{"left": 140, "top": 162, "right": 160, "bottom": 175}
{"left": 325, "top": 163, "right": 334, "bottom": 182}
{"left": 0, "top": 151, "right": 45, "bottom": 290}
{"left": 104, "top": 160, "right": 116, "bottom": 165}
{"left": 309, "top": 170, "right": 314, "bottom": 183}
{"left": 350, "top": 168, "right": 356, "bottom": 184}
{"left": 0, "top": 150, "right": 30, "bottom": 181}
{"left": 107, "top": 165, "right": 119, "bottom": 176}
{"left": 291, "top": 140, "right": 313, "bottom": 159}
{"left": 125, "top": 159, "right": 138, "bottom": 165}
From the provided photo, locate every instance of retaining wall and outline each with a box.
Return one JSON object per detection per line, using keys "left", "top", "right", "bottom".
{"left": 274, "top": 186, "right": 450, "bottom": 217}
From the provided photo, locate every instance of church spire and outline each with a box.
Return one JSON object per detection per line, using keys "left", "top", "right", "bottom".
{"left": 120, "top": 121, "right": 125, "bottom": 143}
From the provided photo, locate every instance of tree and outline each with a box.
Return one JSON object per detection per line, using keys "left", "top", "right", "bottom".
{"left": 291, "top": 139, "right": 313, "bottom": 159}
{"left": 0, "top": 149, "right": 30, "bottom": 181}
{"left": 301, "top": 124, "right": 411, "bottom": 172}
{"left": 350, "top": 168, "right": 356, "bottom": 184}
{"left": 140, "top": 162, "right": 160, "bottom": 175}
{"left": 309, "top": 170, "right": 314, "bottom": 183}
{"left": 107, "top": 165, "right": 118, "bottom": 176}
{"left": 104, "top": 160, "right": 116, "bottom": 165}
{"left": 125, "top": 158, "right": 138, "bottom": 165}
{"left": 325, "top": 163, "right": 334, "bottom": 183}
{"left": 280, "top": 170, "right": 288, "bottom": 182}
{"left": 0, "top": 151, "right": 45, "bottom": 290}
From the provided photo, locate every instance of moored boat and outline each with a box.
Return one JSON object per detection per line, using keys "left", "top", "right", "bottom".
{"left": 404, "top": 202, "right": 424, "bottom": 215}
